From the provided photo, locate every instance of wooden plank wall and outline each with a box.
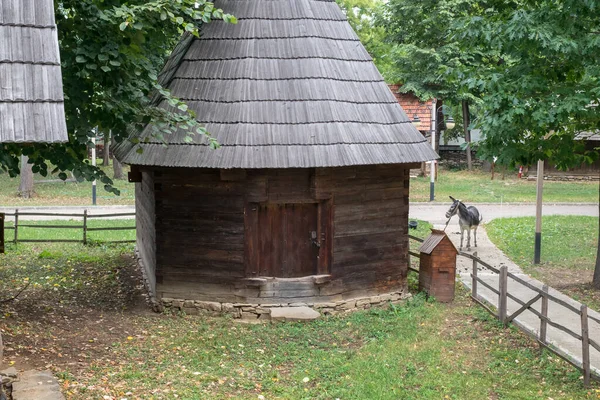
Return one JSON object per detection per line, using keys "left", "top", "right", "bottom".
{"left": 317, "top": 165, "right": 410, "bottom": 299}
{"left": 154, "top": 169, "right": 247, "bottom": 301}
{"left": 136, "top": 170, "right": 156, "bottom": 295}
{"left": 148, "top": 165, "right": 411, "bottom": 302}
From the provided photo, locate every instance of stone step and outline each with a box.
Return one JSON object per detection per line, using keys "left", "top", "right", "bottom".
{"left": 12, "top": 370, "right": 64, "bottom": 400}
{"left": 269, "top": 306, "right": 321, "bottom": 322}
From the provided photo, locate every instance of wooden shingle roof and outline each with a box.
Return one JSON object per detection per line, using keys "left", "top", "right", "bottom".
{"left": 114, "top": 0, "right": 438, "bottom": 169}
{"left": 0, "top": 0, "right": 67, "bottom": 143}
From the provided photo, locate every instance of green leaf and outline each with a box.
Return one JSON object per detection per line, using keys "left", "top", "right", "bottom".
{"left": 119, "top": 21, "right": 128, "bottom": 31}
{"left": 75, "top": 55, "right": 86, "bottom": 63}
{"left": 101, "top": 66, "right": 111, "bottom": 72}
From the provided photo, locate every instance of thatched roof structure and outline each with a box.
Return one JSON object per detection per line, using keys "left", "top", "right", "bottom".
{"left": 0, "top": 0, "right": 67, "bottom": 143}
{"left": 114, "top": 0, "right": 437, "bottom": 168}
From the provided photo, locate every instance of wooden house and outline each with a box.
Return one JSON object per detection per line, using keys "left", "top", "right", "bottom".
{"left": 114, "top": 0, "right": 438, "bottom": 313}
{"left": 0, "top": 0, "right": 67, "bottom": 143}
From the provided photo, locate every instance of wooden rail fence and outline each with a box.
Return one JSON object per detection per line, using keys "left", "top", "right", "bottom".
{"left": 409, "top": 234, "right": 600, "bottom": 386}
{"left": 1, "top": 209, "right": 136, "bottom": 245}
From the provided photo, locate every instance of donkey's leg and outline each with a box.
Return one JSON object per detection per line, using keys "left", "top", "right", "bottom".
{"left": 473, "top": 227, "right": 478, "bottom": 248}
{"left": 466, "top": 228, "right": 471, "bottom": 250}
{"left": 459, "top": 226, "right": 464, "bottom": 251}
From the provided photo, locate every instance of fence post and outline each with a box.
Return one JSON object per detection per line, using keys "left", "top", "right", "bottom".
{"left": 83, "top": 209, "right": 88, "bottom": 245}
{"left": 498, "top": 265, "right": 508, "bottom": 325}
{"left": 471, "top": 252, "right": 478, "bottom": 299}
{"left": 539, "top": 284, "right": 548, "bottom": 347}
{"left": 0, "top": 212, "right": 4, "bottom": 254}
{"left": 14, "top": 208, "right": 19, "bottom": 244}
{"left": 581, "top": 304, "right": 590, "bottom": 387}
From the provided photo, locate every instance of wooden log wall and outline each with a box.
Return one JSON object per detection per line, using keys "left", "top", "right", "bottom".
{"left": 140, "top": 164, "right": 413, "bottom": 303}
{"left": 318, "top": 165, "right": 410, "bottom": 299}
{"left": 136, "top": 170, "right": 157, "bottom": 295}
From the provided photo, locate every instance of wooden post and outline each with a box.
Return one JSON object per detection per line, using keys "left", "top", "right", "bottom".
{"left": 581, "top": 304, "right": 590, "bottom": 387}
{"left": 534, "top": 159, "right": 544, "bottom": 264}
{"left": 0, "top": 213, "right": 4, "bottom": 254}
{"left": 471, "top": 252, "right": 478, "bottom": 299}
{"left": 498, "top": 265, "right": 508, "bottom": 325}
{"left": 14, "top": 209, "right": 19, "bottom": 244}
{"left": 83, "top": 209, "right": 88, "bottom": 245}
{"left": 540, "top": 284, "right": 549, "bottom": 346}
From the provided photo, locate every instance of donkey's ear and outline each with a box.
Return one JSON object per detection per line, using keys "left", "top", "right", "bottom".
{"left": 449, "top": 196, "right": 456, "bottom": 201}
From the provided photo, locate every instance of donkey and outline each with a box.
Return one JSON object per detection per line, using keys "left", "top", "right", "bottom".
{"left": 445, "top": 196, "right": 482, "bottom": 251}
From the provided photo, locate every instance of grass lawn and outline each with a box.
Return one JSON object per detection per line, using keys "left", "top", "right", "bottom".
{"left": 1, "top": 241, "right": 598, "bottom": 399}
{"left": 487, "top": 216, "right": 600, "bottom": 310}
{"left": 0, "top": 161, "right": 134, "bottom": 207}
{"left": 410, "top": 169, "right": 599, "bottom": 203}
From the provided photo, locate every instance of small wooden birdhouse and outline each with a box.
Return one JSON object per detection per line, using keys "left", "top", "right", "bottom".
{"left": 418, "top": 229, "right": 458, "bottom": 302}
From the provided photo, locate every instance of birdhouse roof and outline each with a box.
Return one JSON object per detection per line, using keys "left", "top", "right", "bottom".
{"left": 419, "top": 229, "right": 458, "bottom": 255}
{"left": 113, "top": 0, "right": 438, "bottom": 169}
{"left": 0, "top": 0, "right": 68, "bottom": 143}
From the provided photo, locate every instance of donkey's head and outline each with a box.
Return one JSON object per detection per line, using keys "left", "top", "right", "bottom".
{"left": 445, "top": 196, "right": 461, "bottom": 219}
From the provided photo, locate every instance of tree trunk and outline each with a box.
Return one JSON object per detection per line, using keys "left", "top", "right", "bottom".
{"left": 592, "top": 186, "right": 600, "bottom": 289}
{"left": 462, "top": 100, "right": 473, "bottom": 171}
{"left": 18, "top": 155, "right": 34, "bottom": 198}
{"left": 102, "top": 131, "right": 110, "bottom": 166}
{"left": 112, "top": 138, "right": 124, "bottom": 180}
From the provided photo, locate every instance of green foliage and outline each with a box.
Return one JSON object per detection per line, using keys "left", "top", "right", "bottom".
{"left": 335, "top": 0, "right": 395, "bottom": 80}
{"left": 0, "top": 0, "right": 235, "bottom": 193}
{"left": 380, "top": 0, "right": 599, "bottom": 170}
{"left": 455, "top": 0, "right": 600, "bottom": 169}
{"left": 378, "top": 0, "right": 489, "bottom": 103}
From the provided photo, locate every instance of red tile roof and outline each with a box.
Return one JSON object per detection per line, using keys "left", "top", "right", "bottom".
{"left": 388, "top": 85, "right": 434, "bottom": 133}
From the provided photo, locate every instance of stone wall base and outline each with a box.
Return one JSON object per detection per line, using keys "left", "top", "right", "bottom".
{"left": 160, "top": 290, "right": 411, "bottom": 320}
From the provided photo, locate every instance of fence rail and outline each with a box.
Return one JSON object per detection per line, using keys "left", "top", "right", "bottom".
{"left": 0, "top": 209, "right": 136, "bottom": 245}
{"left": 408, "top": 235, "right": 600, "bottom": 386}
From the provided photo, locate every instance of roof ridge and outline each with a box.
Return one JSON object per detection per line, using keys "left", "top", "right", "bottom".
{"left": 136, "top": 141, "right": 430, "bottom": 147}
{"left": 172, "top": 77, "right": 384, "bottom": 82}
{"left": 0, "top": 23, "right": 56, "bottom": 29}
{"left": 184, "top": 56, "right": 372, "bottom": 62}
{"left": 199, "top": 36, "right": 360, "bottom": 41}
{"left": 176, "top": 99, "right": 398, "bottom": 105}
{"left": 191, "top": 121, "right": 415, "bottom": 126}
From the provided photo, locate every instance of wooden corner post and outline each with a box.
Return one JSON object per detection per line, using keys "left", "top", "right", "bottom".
{"left": 498, "top": 265, "right": 508, "bottom": 326}
{"left": 581, "top": 304, "right": 590, "bottom": 387}
{"left": 0, "top": 213, "right": 4, "bottom": 253}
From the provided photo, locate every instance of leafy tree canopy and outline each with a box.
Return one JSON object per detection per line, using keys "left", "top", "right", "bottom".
{"left": 0, "top": 0, "right": 236, "bottom": 194}
{"left": 335, "top": 0, "right": 395, "bottom": 81}
{"left": 456, "top": 0, "right": 600, "bottom": 168}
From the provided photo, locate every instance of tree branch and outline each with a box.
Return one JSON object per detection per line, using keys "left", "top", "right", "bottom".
{"left": 0, "top": 281, "right": 30, "bottom": 304}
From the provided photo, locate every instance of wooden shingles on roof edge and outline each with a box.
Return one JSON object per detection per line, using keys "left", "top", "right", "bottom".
{"left": 113, "top": 0, "right": 438, "bottom": 168}
{"left": 0, "top": 0, "right": 67, "bottom": 143}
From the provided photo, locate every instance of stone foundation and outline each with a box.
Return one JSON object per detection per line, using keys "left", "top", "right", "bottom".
{"left": 159, "top": 290, "right": 410, "bottom": 320}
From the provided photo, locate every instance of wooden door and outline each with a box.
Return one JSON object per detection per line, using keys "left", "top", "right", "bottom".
{"left": 246, "top": 203, "right": 320, "bottom": 278}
